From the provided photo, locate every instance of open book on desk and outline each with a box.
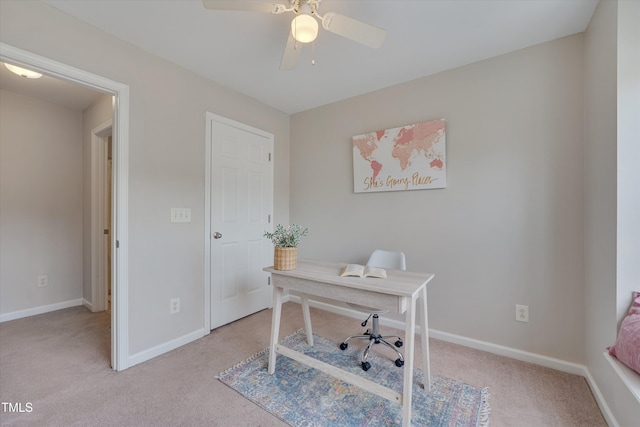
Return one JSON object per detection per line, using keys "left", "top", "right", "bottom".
{"left": 340, "top": 264, "right": 387, "bottom": 279}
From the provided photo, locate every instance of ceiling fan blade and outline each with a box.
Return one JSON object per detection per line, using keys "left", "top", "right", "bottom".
{"left": 202, "top": 0, "right": 286, "bottom": 13}
{"left": 280, "top": 32, "right": 302, "bottom": 71}
{"left": 321, "top": 12, "right": 387, "bottom": 49}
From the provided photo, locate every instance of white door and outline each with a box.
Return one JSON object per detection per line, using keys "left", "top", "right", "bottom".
{"left": 209, "top": 117, "right": 273, "bottom": 330}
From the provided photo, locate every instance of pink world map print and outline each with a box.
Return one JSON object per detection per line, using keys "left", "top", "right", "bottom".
{"left": 352, "top": 119, "right": 446, "bottom": 193}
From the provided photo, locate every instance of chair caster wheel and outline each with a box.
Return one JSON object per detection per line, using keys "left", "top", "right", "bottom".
{"left": 395, "top": 358, "right": 404, "bottom": 367}
{"left": 362, "top": 361, "right": 371, "bottom": 371}
{"left": 339, "top": 342, "right": 348, "bottom": 351}
{"left": 395, "top": 340, "right": 403, "bottom": 348}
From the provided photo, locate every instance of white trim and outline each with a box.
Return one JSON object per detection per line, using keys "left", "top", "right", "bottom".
{"left": 0, "top": 43, "right": 130, "bottom": 371}
{"left": 604, "top": 351, "right": 640, "bottom": 402}
{"left": 128, "top": 329, "right": 205, "bottom": 368}
{"left": 83, "top": 298, "right": 93, "bottom": 311}
{"left": 112, "top": 81, "right": 130, "bottom": 371}
{"left": 428, "top": 330, "right": 589, "bottom": 376}
{"left": 0, "top": 299, "right": 83, "bottom": 323}
{"left": 203, "top": 114, "right": 212, "bottom": 333}
{"left": 585, "top": 358, "right": 620, "bottom": 427}
{"left": 91, "top": 119, "right": 112, "bottom": 313}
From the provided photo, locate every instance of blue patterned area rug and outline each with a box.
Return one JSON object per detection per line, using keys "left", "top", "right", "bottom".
{"left": 218, "top": 330, "right": 490, "bottom": 427}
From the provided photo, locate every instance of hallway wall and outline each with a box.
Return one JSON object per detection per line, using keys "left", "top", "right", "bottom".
{"left": 0, "top": 90, "right": 83, "bottom": 316}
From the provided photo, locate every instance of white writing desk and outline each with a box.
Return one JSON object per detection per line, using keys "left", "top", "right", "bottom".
{"left": 264, "top": 259, "right": 434, "bottom": 427}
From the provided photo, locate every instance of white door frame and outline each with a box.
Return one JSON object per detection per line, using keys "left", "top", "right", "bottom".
{"left": 0, "top": 43, "right": 131, "bottom": 371}
{"left": 91, "top": 120, "right": 112, "bottom": 313}
{"left": 203, "top": 112, "right": 274, "bottom": 333}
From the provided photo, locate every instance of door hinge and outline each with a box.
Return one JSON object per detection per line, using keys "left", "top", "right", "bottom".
{"left": 268, "top": 277, "right": 271, "bottom": 286}
{"left": 268, "top": 152, "right": 271, "bottom": 162}
{"left": 116, "top": 240, "right": 120, "bottom": 249}
{"left": 268, "top": 214, "right": 271, "bottom": 224}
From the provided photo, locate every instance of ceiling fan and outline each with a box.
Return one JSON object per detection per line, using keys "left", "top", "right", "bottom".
{"left": 202, "top": 0, "right": 387, "bottom": 70}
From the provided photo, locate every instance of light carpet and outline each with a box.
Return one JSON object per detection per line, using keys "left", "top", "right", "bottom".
{"left": 218, "top": 330, "right": 490, "bottom": 427}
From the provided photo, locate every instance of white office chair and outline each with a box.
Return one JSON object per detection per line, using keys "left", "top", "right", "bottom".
{"left": 339, "top": 250, "right": 406, "bottom": 371}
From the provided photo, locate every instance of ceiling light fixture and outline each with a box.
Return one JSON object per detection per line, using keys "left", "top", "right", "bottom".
{"left": 291, "top": 2, "right": 318, "bottom": 44}
{"left": 291, "top": 14, "right": 318, "bottom": 43}
{"left": 4, "top": 63, "right": 43, "bottom": 79}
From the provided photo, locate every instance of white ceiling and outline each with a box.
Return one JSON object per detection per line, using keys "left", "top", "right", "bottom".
{"left": 0, "top": 62, "right": 105, "bottom": 110}
{"left": 30, "top": 1, "right": 598, "bottom": 114}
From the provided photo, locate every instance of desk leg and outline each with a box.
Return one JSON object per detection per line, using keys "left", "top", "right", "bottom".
{"left": 419, "top": 286, "right": 431, "bottom": 391}
{"left": 300, "top": 295, "right": 314, "bottom": 346}
{"left": 268, "top": 286, "right": 284, "bottom": 375}
{"left": 402, "top": 296, "right": 417, "bottom": 427}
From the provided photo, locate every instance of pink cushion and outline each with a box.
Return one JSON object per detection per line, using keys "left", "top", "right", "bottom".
{"left": 609, "top": 291, "right": 640, "bottom": 375}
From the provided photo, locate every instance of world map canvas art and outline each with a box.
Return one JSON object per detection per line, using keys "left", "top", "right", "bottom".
{"left": 352, "top": 119, "right": 446, "bottom": 193}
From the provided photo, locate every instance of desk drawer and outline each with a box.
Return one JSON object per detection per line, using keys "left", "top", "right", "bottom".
{"left": 273, "top": 275, "right": 406, "bottom": 313}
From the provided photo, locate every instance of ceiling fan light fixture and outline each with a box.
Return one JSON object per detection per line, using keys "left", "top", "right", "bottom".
{"left": 291, "top": 14, "right": 318, "bottom": 43}
{"left": 4, "top": 63, "right": 43, "bottom": 79}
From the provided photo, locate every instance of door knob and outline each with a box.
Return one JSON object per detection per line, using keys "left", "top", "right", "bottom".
{"left": 213, "top": 232, "right": 223, "bottom": 239}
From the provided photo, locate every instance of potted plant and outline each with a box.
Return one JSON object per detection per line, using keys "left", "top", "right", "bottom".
{"left": 264, "top": 224, "right": 308, "bottom": 270}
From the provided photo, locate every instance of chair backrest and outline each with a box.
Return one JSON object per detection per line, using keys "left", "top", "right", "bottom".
{"left": 366, "top": 250, "right": 406, "bottom": 271}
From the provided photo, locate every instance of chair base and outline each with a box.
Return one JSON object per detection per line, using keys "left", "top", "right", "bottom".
{"left": 339, "top": 314, "right": 404, "bottom": 371}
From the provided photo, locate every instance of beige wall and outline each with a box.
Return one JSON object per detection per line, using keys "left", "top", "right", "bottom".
{"left": 0, "top": 1, "right": 290, "bottom": 355}
{"left": 0, "top": 90, "right": 83, "bottom": 313}
{"left": 291, "top": 34, "right": 586, "bottom": 363}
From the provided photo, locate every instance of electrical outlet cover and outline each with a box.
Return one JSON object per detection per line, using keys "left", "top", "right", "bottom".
{"left": 37, "top": 275, "right": 48, "bottom": 287}
{"left": 516, "top": 304, "right": 529, "bottom": 322}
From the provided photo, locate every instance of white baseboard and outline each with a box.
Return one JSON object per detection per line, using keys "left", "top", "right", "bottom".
{"left": 0, "top": 298, "right": 83, "bottom": 323}
{"left": 428, "top": 329, "right": 589, "bottom": 376}
{"left": 128, "top": 328, "right": 205, "bottom": 368}
{"left": 82, "top": 298, "right": 93, "bottom": 311}
{"left": 584, "top": 358, "right": 619, "bottom": 427}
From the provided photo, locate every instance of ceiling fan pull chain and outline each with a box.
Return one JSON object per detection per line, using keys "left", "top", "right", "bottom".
{"left": 311, "top": 41, "right": 316, "bottom": 65}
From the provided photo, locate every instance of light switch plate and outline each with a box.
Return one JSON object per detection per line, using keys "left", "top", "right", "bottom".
{"left": 170, "top": 208, "right": 191, "bottom": 223}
